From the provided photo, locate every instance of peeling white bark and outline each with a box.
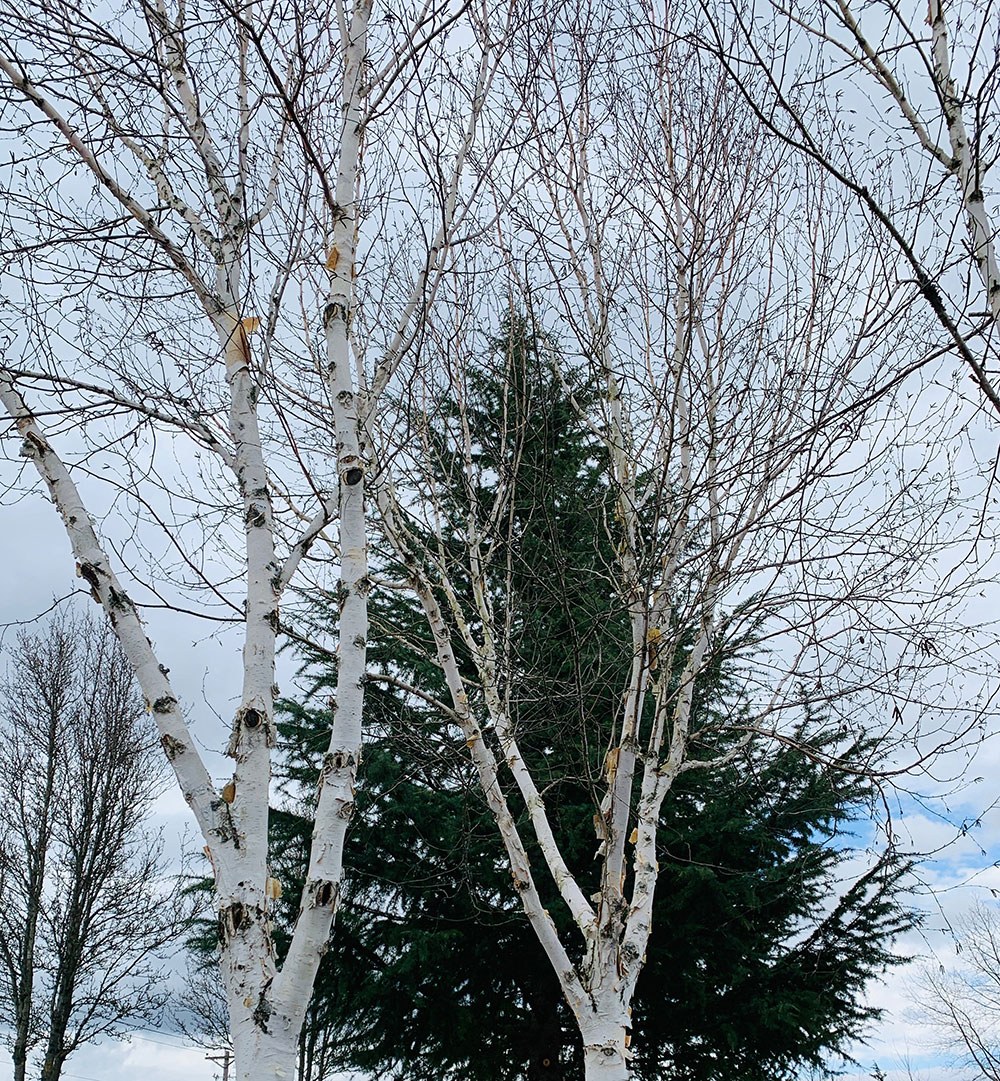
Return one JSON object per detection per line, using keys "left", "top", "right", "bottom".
{"left": 0, "top": 365, "right": 281, "bottom": 1067}
{"left": 243, "top": 1028, "right": 300, "bottom": 1081}
{"left": 0, "top": 0, "right": 505, "bottom": 1072}
{"left": 446, "top": 518, "right": 598, "bottom": 940}
{"left": 271, "top": 0, "right": 372, "bottom": 1036}
{"left": 0, "top": 0, "right": 499, "bottom": 1069}
{"left": 415, "top": 568, "right": 587, "bottom": 1005}
{"left": 374, "top": 485, "right": 591, "bottom": 1005}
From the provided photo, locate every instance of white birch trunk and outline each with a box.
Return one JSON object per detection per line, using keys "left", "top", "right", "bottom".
{"left": 240, "top": 1028, "right": 300, "bottom": 1081}
{"left": 210, "top": 272, "right": 282, "bottom": 1052}
{"left": 269, "top": 0, "right": 372, "bottom": 1037}
{"left": 0, "top": 378, "right": 220, "bottom": 830}
{"left": 414, "top": 572, "right": 586, "bottom": 1001}
{"left": 928, "top": 0, "right": 1000, "bottom": 326}
{"left": 0, "top": 370, "right": 273, "bottom": 1066}
{"left": 579, "top": 1004, "right": 630, "bottom": 1081}
{"left": 1, "top": 1, "right": 498, "bottom": 1069}
{"left": 1, "top": 0, "right": 500, "bottom": 1072}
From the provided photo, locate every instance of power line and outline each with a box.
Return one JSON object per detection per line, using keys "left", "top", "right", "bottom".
{"left": 128, "top": 1030, "right": 203, "bottom": 1050}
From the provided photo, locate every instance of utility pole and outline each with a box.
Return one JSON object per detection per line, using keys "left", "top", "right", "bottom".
{"left": 206, "top": 1048, "right": 232, "bottom": 1081}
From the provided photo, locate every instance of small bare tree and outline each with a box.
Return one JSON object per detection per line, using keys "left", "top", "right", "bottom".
{"left": 0, "top": 609, "right": 182, "bottom": 1081}
{"left": 910, "top": 902, "right": 1000, "bottom": 1080}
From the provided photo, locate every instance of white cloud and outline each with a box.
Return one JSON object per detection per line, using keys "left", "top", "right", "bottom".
{"left": 1, "top": 1034, "right": 211, "bottom": 1081}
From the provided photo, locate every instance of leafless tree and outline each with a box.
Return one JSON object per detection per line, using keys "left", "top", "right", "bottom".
{"left": 910, "top": 901, "right": 1000, "bottom": 1080}
{"left": 361, "top": 4, "right": 997, "bottom": 1076}
{"left": 0, "top": 0, "right": 506, "bottom": 1075}
{"left": 0, "top": 609, "right": 183, "bottom": 1081}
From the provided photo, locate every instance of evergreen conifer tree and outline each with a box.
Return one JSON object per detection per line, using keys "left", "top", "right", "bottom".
{"left": 266, "top": 317, "right": 915, "bottom": 1081}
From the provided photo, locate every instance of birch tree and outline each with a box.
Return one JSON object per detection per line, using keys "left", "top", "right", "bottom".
{"left": 704, "top": 0, "right": 1000, "bottom": 415}
{"left": 0, "top": 0, "right": 502, "bottom": 1075}
{"left": 360, "top": 6, "right": 991, "bottom": 1078}
{"left": 274, "top": 382, "right": 918, "bottom": 1081}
